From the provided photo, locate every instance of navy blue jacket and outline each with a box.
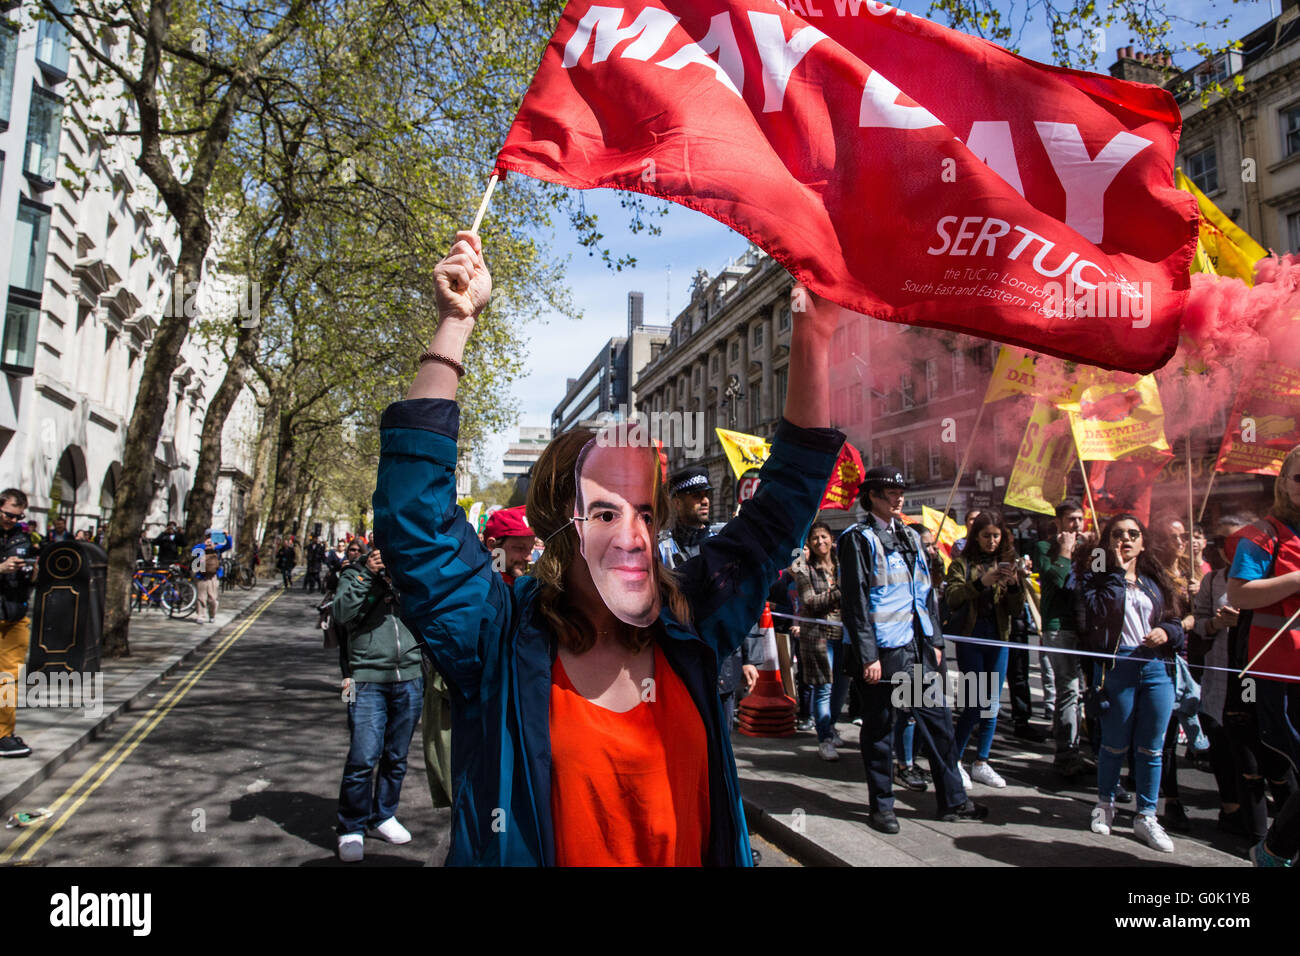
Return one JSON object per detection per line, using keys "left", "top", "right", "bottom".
{"left": 373, "top": 398, "right": 843, "bottom": 866}
{"left": 1080, "top": 567, "right": 1185, "bottom": 676}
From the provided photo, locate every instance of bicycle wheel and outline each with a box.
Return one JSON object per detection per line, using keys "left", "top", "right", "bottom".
{"left": 163, "top": 580, "right": 198, "bottom": 617}
{"left": 238, "top": 567, "right": 255, "bottom": 590}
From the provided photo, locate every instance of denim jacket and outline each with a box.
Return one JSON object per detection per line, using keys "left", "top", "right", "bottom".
{"left": 1080, "top": 568, "right": 1185, "bottom": 679}
{"left": 373, "top": 398, "right": 843, "bottom": 866}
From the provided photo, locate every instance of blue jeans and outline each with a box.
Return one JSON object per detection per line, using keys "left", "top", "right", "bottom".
{"left": 952, "top": 639, "right": 1009, "bottom": 762}
{"left": 1097, "top": 649, "right": 1175, "bottom": 816}
{"left": 337, "top": 677, "right": 425, "bottom": 835}
{"left": 894, "top": 714, "right": 914, "bottom": 765}
{"left": 813, "top": 682, "right": 834, "bottom": 741}
{"left": 827, "top": 639, "right": 850, "bottom": 722}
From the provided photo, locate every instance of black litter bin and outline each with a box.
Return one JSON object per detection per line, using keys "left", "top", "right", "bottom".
{"left": 30, "top": 540, "right": 107, "bottom": 677}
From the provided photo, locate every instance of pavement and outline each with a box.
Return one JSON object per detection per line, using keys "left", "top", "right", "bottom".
{"left": 0, "top": 581, "right": 281, "bottom": 820}
{"left": 0, "top": 595, "right": 1258, "bottom": 866}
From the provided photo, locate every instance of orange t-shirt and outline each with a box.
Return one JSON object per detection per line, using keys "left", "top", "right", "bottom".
{"left": 550, "top": 643, "right": 710, "bottom": 866}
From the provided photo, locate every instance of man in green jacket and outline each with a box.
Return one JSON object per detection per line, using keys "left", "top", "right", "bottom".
{"left": 1033, "top": 498, "right": 1089, "bottom": 778}
{"left": 334, "top": 546, "right": 424, "bottom": 862}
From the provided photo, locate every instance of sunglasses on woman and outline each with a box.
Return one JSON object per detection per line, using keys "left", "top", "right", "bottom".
{"left": 1110, "top": 529, "right": 1141, "bottom": 540}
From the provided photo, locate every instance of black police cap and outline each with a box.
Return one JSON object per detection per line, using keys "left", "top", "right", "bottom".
{"left": 668, "top": 466, "right": 713, "bottom": 497}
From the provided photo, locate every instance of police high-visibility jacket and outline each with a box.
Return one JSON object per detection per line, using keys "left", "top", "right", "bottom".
{"left": 838, "top": 515, "right": 941, "bottom": 666}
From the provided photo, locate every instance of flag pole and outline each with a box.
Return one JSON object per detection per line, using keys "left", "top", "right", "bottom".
{"left": 1186, "top": 431, "right": 1197, "bottom": 610}
{"left": 1240, "top": 604, "right": 1300, "bottom": 679}
{"left": 470, "top": 173, "right": 499, "bottom": 233}
{"left": 1197, "top": 471, "right": 1218, "bottom": 523}
{"left": 1072, "top": 432, "right": 1099, "bottom": 531}
{"left": 934, "top": 401, "right": 986, "bottom": 544}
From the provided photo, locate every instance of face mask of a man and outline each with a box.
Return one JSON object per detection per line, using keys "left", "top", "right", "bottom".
{"left": 574, "top": 440, "right": 662, "bottom": 628}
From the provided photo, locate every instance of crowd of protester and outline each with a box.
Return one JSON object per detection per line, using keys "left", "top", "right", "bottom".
{"left": 761, "top": 454, "right": 1300, "bottom": 865}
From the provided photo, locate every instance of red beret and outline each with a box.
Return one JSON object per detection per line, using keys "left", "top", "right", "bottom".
{"left": 485, "top": 506, "right": 531, "bottom": 541}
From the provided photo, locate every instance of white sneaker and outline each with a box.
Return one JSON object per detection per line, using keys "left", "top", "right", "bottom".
{"left": 958, "top": 763, "right": 972, "bottom": 791}
{"left": 373, "top": 816, "right": 412, "bottom": 844}
{"left": 1090, "top": 803, "right": 1115, "bottom": 835}
{"left": 338, "top": 833, "right": 364, "bottom": 862}
{"left": 970, "top": 761, "right": 1006, "bottom": 788}
{"left": 1135, "top": 813, "right": 1174, "bottom": 853}
{"left": 818, "top": 740, "right": 840, "bottom": 762}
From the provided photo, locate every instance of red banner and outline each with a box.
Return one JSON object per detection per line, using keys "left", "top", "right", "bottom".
{"left": 1214, "top": 361, "right": 1300, "bottom": 476}
{"left": 819, "top": 440, "right": 864, "bottom": 510}
{"left": 498, "top": 1, "right": 1197, "bottom": 373}
{"left": 1087, "top": 447, "right": 1173, "bottom": 526}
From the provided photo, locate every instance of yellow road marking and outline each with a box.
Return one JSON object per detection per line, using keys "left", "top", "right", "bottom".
{"left": 0, "top": 589, "right": 282, "bottom": 862}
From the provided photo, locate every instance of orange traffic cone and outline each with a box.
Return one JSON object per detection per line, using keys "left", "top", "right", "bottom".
{"left": 737, "top": 602, "right": 796, "bottom": 737}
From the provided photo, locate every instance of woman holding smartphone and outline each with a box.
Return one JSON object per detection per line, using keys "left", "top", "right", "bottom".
{"left": 1081, "top": 513, "right": 1185, "bottom": 852}
{"left": 944, "top": 511, "right": 1025, "bottom": 789}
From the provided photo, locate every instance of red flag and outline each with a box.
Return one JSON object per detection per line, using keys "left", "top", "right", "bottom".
{"left": 819, "top": 441, "right": 864, "bottom": 510}
{"left": 497, "top": 1, "right": 1197, "bottom": 373}
{"left": 1086, "top": 448, "right": 1173, "bottom": 526}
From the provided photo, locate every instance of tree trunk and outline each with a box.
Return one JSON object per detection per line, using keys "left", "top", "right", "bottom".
{"left": 103, "top": 240, "right": 209, "bottom": 657}
{"left": 182, "top": 210, "right": 298, "bottom": 549}
{"left": 241, "top": 390, "right": 281, "bottom": 564}
{"left": 264, "top": 408, "right": 297, "bottom": 557}
{"left": 182, "top": 321, "right": 258, "bottom": 548}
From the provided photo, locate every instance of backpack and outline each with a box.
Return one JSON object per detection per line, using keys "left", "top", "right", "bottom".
{"left": 318, "top": 594, "right": 349, "bottom": 649}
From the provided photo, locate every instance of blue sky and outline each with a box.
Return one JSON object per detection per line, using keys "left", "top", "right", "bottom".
{"left": 477, "top": 0, "right": 1279, "bottom": 480}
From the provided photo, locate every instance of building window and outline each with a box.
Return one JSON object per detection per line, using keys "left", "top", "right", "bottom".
{"left": 879, "top": 443, "right": 892, "bottom": 467}
{"left": 1289, "top": 211, "right": 1300, "bottom": 254}
{"left": 24, "top": 86, "right": 63, "bottom": 182}
{"left": 900, "top": 372, "right": 915, "bottom": 410}
{"left": 693, "top": 365, "right": 701, "bottom": 385}
{"left": 0, "top": 21, "right": 18, "bottom": 127}
{"left": 10, "top": 199, "right": 51, "bottom": 295}
{"left": 903, "top": 441, "right": 914, "bottom": 482}
{"left": 778, "top": 306, "right": 790, "bottom": 332}
{"left": 35, "top": 0, "right": 71, "bottom": 76}
{"left": 1286, "top": 106, "right": 1300, "bottom": 159}
{"left": 711, "top": 353, "right": 718, "bottom": 374}
{"left": 749, "top": 381, "right": 761, "bottom": 427}
{"left": 1186, "top": 144, "right": 1218, "bottom": 194}
{"left": 753, "top": 323, "right": 763, "bottom": 347}
{"left": 953, "top": 350, "right": 967, "bottom": 390}
{"left": 730, "top": 340, "right": 739, "bottom": 362}
{"left": 775, "top": 367, "right": 788, "bottom": 414}
{"left": 2, "top": 298, "right": 39, "bottom": 373}
{"left": 928, "top": 438, "right": 941, "bottom": 478}
{"left": 925, "top": 358, "right": 939, "bottom": 400}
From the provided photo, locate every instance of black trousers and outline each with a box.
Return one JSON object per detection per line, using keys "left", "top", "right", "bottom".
{"left": 1006, "top": 627, "right": 1033, "bottom": 725}
{"left": 1258, "top": 678, "right": 1300, "bottom": 858}
{"left": 855, "top": 642, "right": 967, "bottom": 815}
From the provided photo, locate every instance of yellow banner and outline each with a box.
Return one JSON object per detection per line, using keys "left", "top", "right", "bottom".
{"left": 983, "top": 347, "right": 1092, "bottom": 406}
{"left": 1061, "top": 373, "right": 1170, "bottom": 461}
{"left": 1176, "top": 168, "right": 1267, "bottom": 278}
{"left": 715, "top": 427, "right": 771, "bottom": 481}
{"left": 1004, "top": 400, "right": 1078, "bottom": 516}
{"left": 920, "top": 505, "right": 961, "bottom": 571}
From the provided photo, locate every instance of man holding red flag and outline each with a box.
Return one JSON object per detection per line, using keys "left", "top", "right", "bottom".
{"left": 497, "top": 0, "right": 1197, "bottom": 373}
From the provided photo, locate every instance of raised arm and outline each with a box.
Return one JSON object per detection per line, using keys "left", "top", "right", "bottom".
{"left": 374, "top": 233, "right": 506, "bottom": 697}
{"left": 673, "top": 286, "right": 842, "bottom": 657}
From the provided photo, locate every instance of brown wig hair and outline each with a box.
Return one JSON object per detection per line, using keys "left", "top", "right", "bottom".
{"left": 964, "top": 510, "right": 1019, "bottom": 566}
{"left": 526, "top": 426, "right": 691, "bottom": 655}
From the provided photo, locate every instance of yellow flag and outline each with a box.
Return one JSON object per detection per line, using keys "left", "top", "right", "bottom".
{"left": 1060, "top": 373, "right": 1170, "bottom": 461}
{"left": 983, "top": 346, "right": 1092, "bottom": 406}
{"left": 1176, "top": 168, "right": 1267, "bottom": 282}
{"left": 1191, "top": 237, "right": 1217, "bottom": 276}
{"left": 715, "top": 427, "right": 771, "bottom": 481}
{"left": 920, "top": 505, "right": 960, "bottom": 571}
{"left": 1003, "top": 401, "right": 1078, "bottom": 516}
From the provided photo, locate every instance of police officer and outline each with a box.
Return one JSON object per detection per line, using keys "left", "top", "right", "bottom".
{"left": 839, "top": 467, "right": 987, "bottom": 833}
{"left": 0, "top": 489, "right": 35, "bottom": 757}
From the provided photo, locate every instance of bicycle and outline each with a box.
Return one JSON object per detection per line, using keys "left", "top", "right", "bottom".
{"left": 130, "top": 563, "right": 196, "bottom": 617}
{"left": 235, "top": 556, "right": 256, "bottom": 590}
